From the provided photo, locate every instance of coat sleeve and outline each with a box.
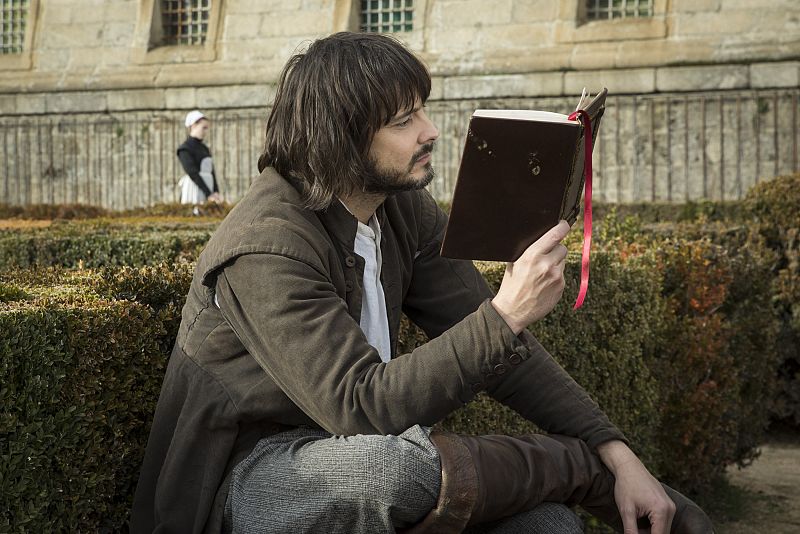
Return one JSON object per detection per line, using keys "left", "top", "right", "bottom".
{"left": 214, "top": 249, "right": 533, "bottom": 438}
{"left": 402, "top": 191, "right": 627, "bottom": 451}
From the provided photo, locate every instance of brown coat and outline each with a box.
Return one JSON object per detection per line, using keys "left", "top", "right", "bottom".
{"left": 130, "top": 167, "right": 625, "bottom": 533}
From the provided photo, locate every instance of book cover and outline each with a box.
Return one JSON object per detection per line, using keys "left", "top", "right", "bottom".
{"left": 440, "top": 89, "right": 607, "bottom": 262}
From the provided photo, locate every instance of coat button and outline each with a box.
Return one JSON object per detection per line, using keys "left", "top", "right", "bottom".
{"left": 470, "top": 382, "right": 484, "bottom": 393}
{"left": 345, "top": 281, "right": 353, "bottom": 292}
{"left": 508, "top": 353, "right": 522, "bottom": 365}
{"left": 493, "top": 364, "right": 508, "bottom": 375}
{"left": 345, "top": 256, "right": 356, "bottom": 267}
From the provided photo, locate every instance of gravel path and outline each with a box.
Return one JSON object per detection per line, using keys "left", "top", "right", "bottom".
{"left": 715, "top": 438, "right": 800, "bottom": 533}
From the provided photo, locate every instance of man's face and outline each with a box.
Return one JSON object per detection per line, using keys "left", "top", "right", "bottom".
{"left": 363, "top": 101, "right": 439, "bottom": 194}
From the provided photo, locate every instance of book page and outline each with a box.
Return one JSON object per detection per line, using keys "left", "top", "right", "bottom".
{"left": 576, "top": 87, "right": 591, "bottom": 111}
{"left": 472, "top": 109, "right": 577, "bottom": 123}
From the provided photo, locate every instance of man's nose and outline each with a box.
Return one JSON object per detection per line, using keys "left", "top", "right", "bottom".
{"left": 419, "top": 110, "right": 439, "bottom": 144}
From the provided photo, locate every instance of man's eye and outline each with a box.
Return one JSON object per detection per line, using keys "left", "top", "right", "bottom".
{"left": 396, "top": 116, "right": 412, "bottom": 127}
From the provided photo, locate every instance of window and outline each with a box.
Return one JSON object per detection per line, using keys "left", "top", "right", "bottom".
{"left": 586, "top": 0, "right": 653, "bottom": 20}
{"left": 360, "top": 0, "right": 413, "bottom": 33}
{"left": 1, "top": 0, "right": 28, "bottom": 54}
{"left": 160, "top": 0, "right": 211, "bottom": 46}
{"left": 132, "top": 0, "right": 220, "bottom": 64}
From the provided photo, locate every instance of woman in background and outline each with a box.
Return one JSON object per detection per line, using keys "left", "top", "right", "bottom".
{"left": 178, "top": 110, "right": 222, "bottom": 214}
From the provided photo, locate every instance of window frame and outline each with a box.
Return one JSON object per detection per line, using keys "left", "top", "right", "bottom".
{"left": 358, "top": 0, "right": 415, "bottom": 34}
{"left": 0, "top": 0, "right": 39, "bottom": 71}
{"left": 556, "top": 0, "right": 667, "bottom": 43}
{"left": 584, "top": 0, "right": 655, "bottom": 22}
{"left": 132, "top": 0, "right": 223, "bottom": 65}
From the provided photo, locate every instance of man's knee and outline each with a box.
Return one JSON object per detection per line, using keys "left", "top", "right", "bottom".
{"left": 225, "top": 427, "right": 442, "bottom": 531}
{"left": 331, "top": 429, "right": 441, "bottom": 517}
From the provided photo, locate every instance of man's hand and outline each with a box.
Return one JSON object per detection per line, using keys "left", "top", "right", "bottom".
{"left": 208, "top": 192, "right": 223, "bottom": 204}
{"left": 596, "top": 440, "right": 676, "bottom": 534}
{"left": 491, "top": 220, "right": 570, "bottom": 334}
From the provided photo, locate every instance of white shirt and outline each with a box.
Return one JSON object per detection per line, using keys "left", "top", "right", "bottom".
{"left": 353, "top": 215, "right": 392, "bottom": 363}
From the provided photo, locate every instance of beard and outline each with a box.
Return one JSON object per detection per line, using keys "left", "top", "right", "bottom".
{"left": 362, "top": 143, "right": 436, "bottom": 195}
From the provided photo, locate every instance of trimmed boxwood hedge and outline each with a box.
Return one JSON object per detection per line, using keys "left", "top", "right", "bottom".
{"left": 433, "top": 252, "right": 664, "bottom": 472}
{"left": 3, "top": 245, "right": 778, "bottom": 531}
{"left": 597, "top": 172, "right": 800, "bottom": 429}
{"left": 742, "top": 173, "right": 800, "bottom": 428}
{"left": 1, "top": 172, "right": 796, "bottom": 531}
{"left": 0, "top": 223, "right": 213, "bottom": 269}
{"left": 0, "top": 201, "right": 232, "bottom": 220}
{"left": 0, "top": 265, "right": 192, "bottom": 532}
{"left": 429, "top": 239, "right": 778, "bottom": 491}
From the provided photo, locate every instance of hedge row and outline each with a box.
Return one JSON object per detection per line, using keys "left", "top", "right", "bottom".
{"left": 741, "top": 174, "right": 800, "bottom": 428}
{"left": 2, "top": 238, "right": 780, "bottom": 531}
{"left": 0, "top": 200, "right": 232, "bottom": 220}
{"left": 441, "top": 240, "right": 777, "bottom": 490}
{"left": 2, "top": 173, "right": 796, "bottom": 531}
{"left": 0, "top": 223, "right": 213, "bottom": 270}
{"left": 601, "top": 172, "right": 800, "bottom": 429}
{"left": 0, "top": 265, "right": 193, "bottom": 532}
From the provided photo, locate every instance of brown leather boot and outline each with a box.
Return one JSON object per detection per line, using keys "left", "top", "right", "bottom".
{"left": 405, "top": 431, "right": 714, "bottom": 534}
{"left": 459, "top": 432, "right": 615, "bottom": 525}
{"left": 399, "top": 431, "right": 478, "bottom": 534}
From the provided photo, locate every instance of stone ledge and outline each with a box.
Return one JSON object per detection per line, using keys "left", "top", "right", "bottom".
{"left": 655, "top": 65, "right": 749, "bottom": 92}
{"left": 443, "top": 72, "right": 563, "bottom": 100}
{"left": 45, "top": 92, "right": 107, "bottom": 114}
{"left": 196, "top": 84, "right": 273, "bottom": 109}
{"left": 106, "top": 89, "right": 166, "bottom": 111}
{"left": 565, "top": 68, "right": 656, "bottom": 95}
{"left": 750, "top": 61, "right": 800, "bottom": 89}
{"left": 429, "top": 76, "right": 445, "bottom": 101}
{"left": 0, "top": 94, "right": 16, "bottom": 115}
{"left": 164, "top": 87, "right": 198, "bottom": 110}
{"left": 3, "top": 63, "right": 797, "bottom": 115}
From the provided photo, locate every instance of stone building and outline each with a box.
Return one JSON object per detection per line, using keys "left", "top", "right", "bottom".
{"left": 1, "top": 0, "right": 798, "bottom": 208}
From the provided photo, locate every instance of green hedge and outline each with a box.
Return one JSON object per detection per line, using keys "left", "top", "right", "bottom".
{"left": 398, "top": 238, "right": 779, "bottom": 493}
{"left": 585, "top": 212, "right": 783, "bottom": 484}
{"left": 0, "top": 265, "right": 192, "bottom": 532}
{"left": 434, "top": 252, "right": 664, "bottom": 471}
{"left": 599, "top": 172, "right": 800, "bottom": 429}
{"left": 742, "top": 173, "right": 800, "bottom": 428}
{"left": 2, "top": 173, "right": 796, "bottom": 530}
{"left": 1, "top": 248, "right": 782, "bottom": 530}
{"left": 0, "top": 223, "right": 213, "bottom": 269}
{"left": 0, "top": 201, "right": 232, "bottom": 220}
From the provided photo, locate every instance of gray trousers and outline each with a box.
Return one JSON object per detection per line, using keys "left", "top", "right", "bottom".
{"left": 223, "top": 425, "right": 584, "bottom": 534}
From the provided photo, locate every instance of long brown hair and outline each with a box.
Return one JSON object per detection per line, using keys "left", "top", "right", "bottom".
{"left": 258, "top": 32, "right": 431, "bottom": 210}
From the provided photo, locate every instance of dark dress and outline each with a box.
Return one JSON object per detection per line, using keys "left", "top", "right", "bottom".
{"left": 177, "top": 136, "right": 218, "bottom": 203}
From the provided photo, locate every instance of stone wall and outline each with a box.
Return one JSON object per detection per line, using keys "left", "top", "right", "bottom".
{"left": 1, "top": 0, "right": 798, "bottom": 105}
{"left": 1, "top": 0, "right": 798, "bottom": 207}
{"left": 2, "top": 88, "right": 796, "bottom": 208}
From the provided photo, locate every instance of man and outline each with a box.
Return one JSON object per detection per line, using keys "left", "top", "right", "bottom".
{"left": 131, "top": 32, "right": 713, "bottom": 533}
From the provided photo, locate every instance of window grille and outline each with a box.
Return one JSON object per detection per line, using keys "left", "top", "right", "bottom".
{"left": 586, "top": 0, "right": 653, "bottom": 20}
{"left": 360, "top": 0, "right": 413, "bottom": 33}
{"left": 161, "top": 0, "right": 211, "bottom": 46}
{"left": 0, "top": 0, "right": 28, "bottom": 54}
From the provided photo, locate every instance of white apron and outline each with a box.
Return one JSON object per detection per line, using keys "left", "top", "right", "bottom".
{"left": 179, "top": 156, "right": 215, "bottom": 204}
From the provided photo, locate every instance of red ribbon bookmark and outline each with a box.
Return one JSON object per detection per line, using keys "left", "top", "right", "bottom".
{"left": 567, "top": 110, "right": 593, "bottom": 310}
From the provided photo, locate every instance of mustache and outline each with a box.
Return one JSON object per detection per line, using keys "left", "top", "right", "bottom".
{"left": 413, "top": 143, "right": 435, "bottom": 162}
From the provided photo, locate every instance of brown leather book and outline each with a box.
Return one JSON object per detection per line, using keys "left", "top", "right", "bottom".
{"left": 440, "top": 88, "right": 607, "bottom": 261}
